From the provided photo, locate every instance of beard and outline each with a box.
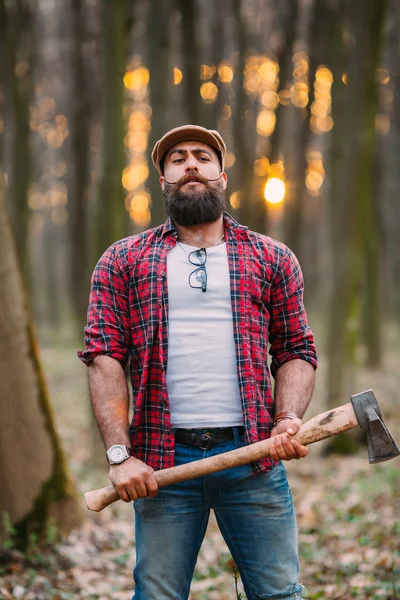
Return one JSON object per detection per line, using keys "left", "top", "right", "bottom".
{"left": 163, "top": 176, "right": 226, "bottom": 227}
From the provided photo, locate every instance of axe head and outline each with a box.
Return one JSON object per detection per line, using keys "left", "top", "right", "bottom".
{"left": 351, "top": 390, "right": 400, "bottom": 464}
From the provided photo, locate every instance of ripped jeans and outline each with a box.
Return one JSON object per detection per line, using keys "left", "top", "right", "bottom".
{"left": 132, "top": 427, "right": 302, "bottom": 599}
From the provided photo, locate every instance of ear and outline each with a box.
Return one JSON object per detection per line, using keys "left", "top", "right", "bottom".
{"left": 221, "top": 172, "right": 228, "bottom": 189}
{"left": 160, "top": 176, "right": 165, "bottom": 191}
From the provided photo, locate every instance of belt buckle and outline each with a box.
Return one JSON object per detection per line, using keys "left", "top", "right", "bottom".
{"left": 199, "top": 433, "right": 213, "bottom": 450}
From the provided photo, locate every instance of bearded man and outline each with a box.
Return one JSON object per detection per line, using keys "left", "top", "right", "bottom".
{"left": 78, "top": 125, "right": 317, "bottom": 600}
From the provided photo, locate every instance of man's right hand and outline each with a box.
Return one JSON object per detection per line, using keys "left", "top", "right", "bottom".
{"left": 109, "top": 457, "right": 158, "bottom": 501}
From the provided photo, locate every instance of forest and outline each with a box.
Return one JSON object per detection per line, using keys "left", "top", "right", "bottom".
{"left": 0, "top": 0, "right": 399, "bottom": 598}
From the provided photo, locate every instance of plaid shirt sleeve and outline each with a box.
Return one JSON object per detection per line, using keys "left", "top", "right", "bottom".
{"left": 77, "top": 244, "right": 130, "bottom": 367}
{"left": 268, "top": 246, "right": 317, "bottom": 377}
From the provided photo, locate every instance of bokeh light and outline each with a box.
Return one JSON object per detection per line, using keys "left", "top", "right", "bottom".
{"left": 222, "top": 104, "right": 232, "bottom": 120}
{"left": 254, "top": 157, "right": 270, "bottom": 177}
{"left": 376, "top": 68, "right": 390, "bottom": 85}
{"left": 264, "top": 178, "right": 285, "bottom": 204}
{"left": 311, "top": 66, "right": 333, "bottom": 134}
{"left": 200, "top": 65, "right": 216, "bottom": 80}
{"left": 173, "top": 68, "right": 183, "bottom": 85}
{"left": 122, "top": 161, "right": 149, "bottom": 191}
{"left": 218, "top": 63, "right": 234, "bottom": 83}
{"left": 256, "top": 110, "right": 276, "bottom": 136}
{"left": 229, "top": 191, "right": 243, "bottom": 209}
{"left": 375, "top": 113, "right": 390, "bottom": 135}
{"left": 124, "top": 67, "right": 150, "bottom": 91}
{"left": 225, "top": 151, "right": 236, "bottom": 168}
{"left": 306, "top": 150, "right": 325, "bottom": 196}
{"left": 200, "top": 82, "right": 218, "bottom": 103}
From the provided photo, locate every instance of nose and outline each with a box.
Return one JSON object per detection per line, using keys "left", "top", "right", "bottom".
{"left": 185, "top": 154, "right": 199, "bottom": 172}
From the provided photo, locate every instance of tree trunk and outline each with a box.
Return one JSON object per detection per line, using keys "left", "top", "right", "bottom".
{"left": 179, "top": 0, "right": 202, "bottom": 125}
{"left": 94, "top": 0, "right": 128, "bottom": 262}
{"left": 66, "top": 0, "right": 91, "bottom": 333}
{"left": 147, "top": 0, "right": 170, "bottom": 227}
{"left": 204, "top": 0, "right": 226, "bottom": 130}
{"left": 383, "top": 0, "right": 400, "bottom": 323}
{"left": 253, "top": 0, "right": 299, "bottom": 236}
{"left": 282, "top": 0, "right": 320, "bottom": 263}
{"left": 325, "top": 0, "right": 387, "bottom": 455}
{"left": 267, "top": 0, "right": 299, "bottom": 166}
{"left": 292, "top": 0, "right": 330, "bottom": 307}
{"left": 326, "top": 0, "right": 363, "bottom": 411}
{"left": 232, "top": 0, "right": 258, "bottom": 230}
{"left": 0, "top": 177, "right": 82, "bottom": 547}
{"left": 357, "top": 0, "right": 387, "bottom": 368}
{"left": 2, "top": 0, "right": 34, "bottom": 275}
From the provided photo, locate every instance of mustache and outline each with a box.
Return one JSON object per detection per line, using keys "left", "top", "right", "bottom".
{"left": 164, "top": 171, "right": 209, "bottom": 186}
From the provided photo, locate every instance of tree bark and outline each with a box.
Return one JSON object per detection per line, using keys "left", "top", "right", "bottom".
{"left": 327, "top": 0, "right": 387, "bottom": 411}
{"left": 383, "top": 0, "right": 400, "bottom": 322}
{"left": 358, "top": 0, "right": 387, "bottom": 368}
{"left": 147, "top": 0, "right": 170, "bottom": 227}
{"left": 179, "top": 0, "right": 202, "bottom": 125}
{"left": 232, "top": 0, "right": 258, "bottom": 230}
{"left": 66, "top": 0, "right": 91, "bottom": 332}
{"left": 0, "top": 177, "right": 82, "bottom": 546}
{"left": 2, "top": 0, "right": 34, "bottom": 275}
{"left": 282, "top": 0, "right": 319, "bottom": 264}
{"left": 94, "top": 0, "right": 129, "bottom": 262}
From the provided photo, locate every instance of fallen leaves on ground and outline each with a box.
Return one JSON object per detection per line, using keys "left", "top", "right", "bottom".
{"left": 0, "top": 338, "right": 399, "bottom": 599}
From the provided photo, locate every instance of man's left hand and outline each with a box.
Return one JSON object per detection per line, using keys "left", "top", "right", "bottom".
{"left": 269, "top": 418, "right": 308, "bottom": 461}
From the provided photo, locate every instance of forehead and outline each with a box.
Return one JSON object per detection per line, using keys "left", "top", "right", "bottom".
{"left": 166, "top": 141, "right": 218, "bottom": 161}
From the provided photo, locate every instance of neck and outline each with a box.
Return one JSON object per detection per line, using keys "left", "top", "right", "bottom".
{"left": 175, "top": 216, "right": 225, "bottom": 248}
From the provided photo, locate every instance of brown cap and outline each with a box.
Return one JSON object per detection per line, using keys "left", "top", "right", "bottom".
{"left": 151, "top": 124, "right": 226, "bottom": 175}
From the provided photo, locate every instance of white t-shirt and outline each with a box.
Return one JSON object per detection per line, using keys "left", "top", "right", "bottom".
{"left": 166, "top": 242, "right": 244, "bottom": 428}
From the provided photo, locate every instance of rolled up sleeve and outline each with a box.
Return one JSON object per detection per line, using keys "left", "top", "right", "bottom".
{"left": 269, "top": 247, "right": 317, "bottom": 377}
{"left": 78, "top": 244, "right": 130, "bottom": 367}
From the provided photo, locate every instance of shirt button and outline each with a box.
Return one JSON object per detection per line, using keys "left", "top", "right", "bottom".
{"left": 166, "top": 439, "right": 171, "bottom": 444}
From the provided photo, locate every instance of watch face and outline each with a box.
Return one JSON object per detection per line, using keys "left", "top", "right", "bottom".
{"left": 109, "top": 446, "right": 127, "bottom": 463}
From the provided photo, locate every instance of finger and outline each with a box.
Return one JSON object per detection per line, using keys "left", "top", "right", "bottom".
{"left": 134, "top": 481, "right": 149, "bottom": 498}
{"left": 126, "top": 486, "right": 139, "bottom": 501}
{"left": 287, "top": 418, "right": 302, "bottom": 435}
{"left": 271, "top": 434, "right": 291, "bottom": 461}
{"left": 280, "top": 432, "right": 299, "bottom": 459}
{"left": 117, "top": 486, "right": 132, "bottom": 503}
{"left": 292, "top": 440, "right": 308, "bottom": 458}
{"left": 146, "top": 477, "right": 159, "bottom": 498}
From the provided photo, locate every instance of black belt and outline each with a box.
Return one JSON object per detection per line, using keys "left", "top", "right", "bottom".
{"left": 174, "top": 427, "right": 245, "bottom": 451}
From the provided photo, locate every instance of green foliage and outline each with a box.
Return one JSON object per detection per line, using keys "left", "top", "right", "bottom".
{"left": 2, "top": 512, "right": 18, "bottom": 549}
{"left": 232, "top": 563, "right": 244, "bottom": 600}
{"left": 111, "top": 551, "right": 131, "bottom": 568}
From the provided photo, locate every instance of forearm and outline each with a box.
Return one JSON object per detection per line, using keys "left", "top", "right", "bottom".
{"left": 274, "top": 358, "right": 315, "bottom": 419}
{"left": 88, "top": 355, "right": 130, "bottom": 449}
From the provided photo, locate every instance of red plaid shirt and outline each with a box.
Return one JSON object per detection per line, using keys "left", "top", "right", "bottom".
{"left": 78, "top": 212, "right": 317, "bottom": 473}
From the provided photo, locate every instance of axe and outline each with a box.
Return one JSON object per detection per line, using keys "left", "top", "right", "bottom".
{"left": 85, "top": 390, "right": 399, "bottom": 512}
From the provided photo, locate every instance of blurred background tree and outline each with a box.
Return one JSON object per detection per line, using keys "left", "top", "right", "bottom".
{"left": 1, "top": 0, "right": 399, "bottom": 543}
{"left": 0, "top": 174, "right": 82, "bottom": 545}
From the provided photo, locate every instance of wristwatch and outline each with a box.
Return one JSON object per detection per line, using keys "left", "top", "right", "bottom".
{"left": 106, "top": 444, "right": 131, "bottom": 465}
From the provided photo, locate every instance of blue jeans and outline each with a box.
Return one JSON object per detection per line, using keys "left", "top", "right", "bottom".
{"left": 132, "top": 427, "right": 302, "bottom": 599}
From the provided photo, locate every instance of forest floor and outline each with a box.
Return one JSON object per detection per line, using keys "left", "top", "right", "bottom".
{"left": 0, "top": 328, "right": 399, "bottom": 600}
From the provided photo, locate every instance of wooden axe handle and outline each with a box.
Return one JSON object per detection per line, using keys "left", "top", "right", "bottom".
{"left": 85, "top": 402, "right": 358, "bottom": 512}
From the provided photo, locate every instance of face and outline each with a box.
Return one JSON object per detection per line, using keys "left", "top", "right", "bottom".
{"left": 160, "top": 141, "right": 228, "bottom": 227}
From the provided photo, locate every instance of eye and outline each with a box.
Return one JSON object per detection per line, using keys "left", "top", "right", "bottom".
{"left": 173, "top": 158, "right": 184, "bottom": 163}
{"left": 199, "top": 156, "right": 210, "bottom": 162}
